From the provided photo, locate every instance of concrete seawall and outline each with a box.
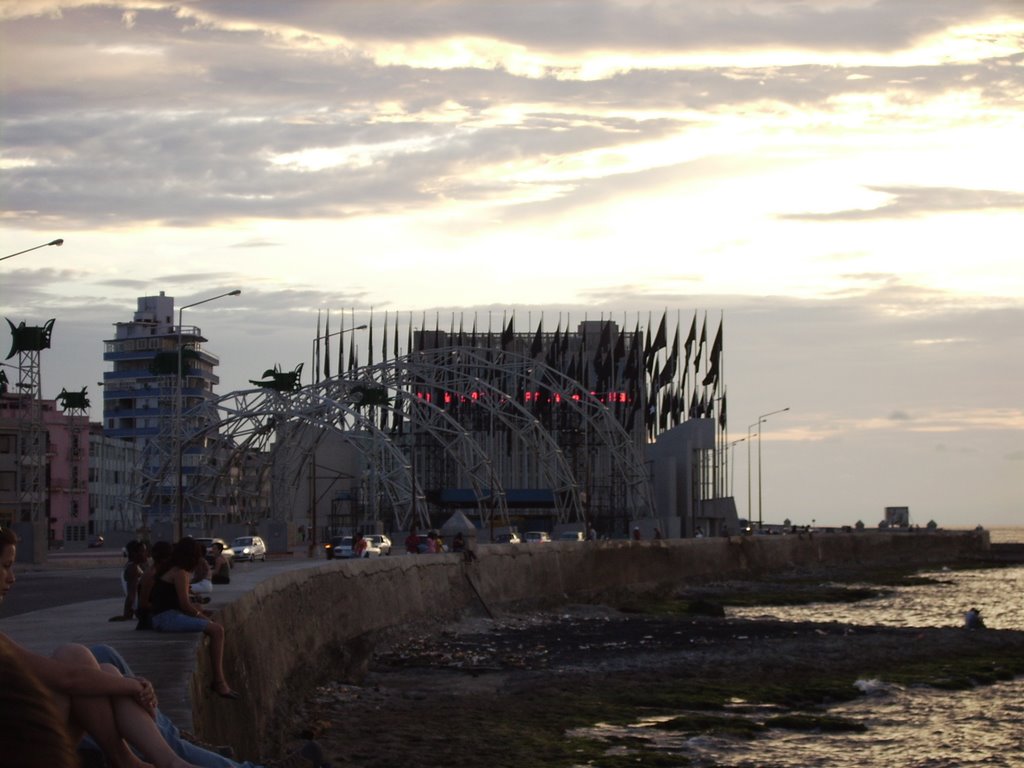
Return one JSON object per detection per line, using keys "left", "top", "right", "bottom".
{"left": 197, "top": 530, "right": 988, "bottom": 761}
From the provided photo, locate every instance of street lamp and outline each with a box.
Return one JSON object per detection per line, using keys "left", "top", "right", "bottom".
{"left": 746, "top": 422, "right": 759, "bottom": 528}
{"left": 310, "top": 323, "right": 368, "bottom": 382}
{"left": 756, "top": 407, "right": 790, "bottom": 530}
{"left": 0, "top": 238, "right": 64, "bottom": 263}
{"left": 176, "top": 289, "right": 241, "bottom": 540}
{"left": 306, "top": 323, "right": 366, "bottom": 552}
{"left": 728, "top": 437, "right": 746, "bottom": 497}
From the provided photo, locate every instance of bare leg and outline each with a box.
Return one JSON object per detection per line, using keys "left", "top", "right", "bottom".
{"left": 53, "top": 645, "right": 198, "bottom": 768}
{"left": 204, "top": 621, "right": 236, "bottom": 695}
{"left": 54, "top": 644, "right": 154, "bottom": 768}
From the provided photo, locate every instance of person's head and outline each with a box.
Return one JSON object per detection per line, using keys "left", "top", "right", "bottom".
{"left": 0, "top": 635, "right": 78, "bottom": 767}
{"left": 150, "top": 540, "right": 172, "bottom": 565}
{"left": 1, "top": 528, "right": 17, "bottom": 603}
{"left": 212, "top": 541, "right": 224, "bottom": 554}
{"left": 169, "top": 537, "right": 202, "bottom": 572}
{"left": 125, "top": 539, "right": 148, "bottom": 563}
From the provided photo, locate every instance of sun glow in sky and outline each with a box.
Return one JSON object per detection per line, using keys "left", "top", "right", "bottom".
{"left": 1, "top": 0, "right": 1022, "bottom": 527}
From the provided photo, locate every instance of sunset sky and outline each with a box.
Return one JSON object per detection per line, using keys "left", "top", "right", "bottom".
{"left": 1, "top": 1, "right": 1021, "bottom": 528}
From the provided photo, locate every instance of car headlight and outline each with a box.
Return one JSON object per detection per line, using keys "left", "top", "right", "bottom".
{"left": 242, "top": 547, "right": 251, "bottom": 554}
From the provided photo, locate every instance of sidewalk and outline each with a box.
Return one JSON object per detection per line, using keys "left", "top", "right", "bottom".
{"left": 2, "top": 553, "right": 325, "bottom": 732}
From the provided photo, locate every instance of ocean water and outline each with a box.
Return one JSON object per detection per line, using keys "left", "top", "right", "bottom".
{"left": 572, "top": 526, "right": 1024, "bottom": 767}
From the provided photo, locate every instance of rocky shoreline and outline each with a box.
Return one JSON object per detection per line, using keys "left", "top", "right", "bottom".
{"left": 286, "top": 575, "right": 1024, "bottom": 767}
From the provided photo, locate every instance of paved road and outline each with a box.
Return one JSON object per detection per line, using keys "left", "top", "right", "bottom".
{"left": 2, "top": 566, "right": 125, "bottom": 618}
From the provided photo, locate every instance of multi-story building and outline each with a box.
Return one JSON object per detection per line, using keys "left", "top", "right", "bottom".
{"left": 0, "top": 393, "right": 89, "bottom": 545}
{"left": 101, "top": 292, "right": 227, "bottom": 532}
{"left": 88, "top": 422, "right": 143, "bottom": 534}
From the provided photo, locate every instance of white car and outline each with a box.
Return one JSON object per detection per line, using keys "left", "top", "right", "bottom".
{"left": 558, "top": 531, "right": 585, "bottom": 542}
{"left": 493, "top": 532, "right": 521, "bottom": 544}
{"left": 365, "top": 534, "right": 392, "bottom": 555}
{"left": 230, "top": 535, "right": 267, "bottom": 562}
{"left": 331, "top": 535, "right": 382, "bottom": 559}
{"left": 523, "top": 531, "right": 552, "bottom": 543}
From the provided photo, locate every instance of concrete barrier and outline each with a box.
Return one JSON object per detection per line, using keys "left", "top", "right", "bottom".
{"left": 194, "top": 530, "right": 988, "bottom": 761}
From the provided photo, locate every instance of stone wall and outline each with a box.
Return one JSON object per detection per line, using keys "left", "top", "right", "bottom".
{"left": 195, "top": 530, "right": 988, "bottom": 761}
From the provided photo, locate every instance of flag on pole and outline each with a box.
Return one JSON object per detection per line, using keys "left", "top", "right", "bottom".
{"left": 530, "top": 318, "right": 544, "bottom": 358}
{"left": 323, "top": 310, "right": 331, "bottom": 379}
{"left": 646, "top": 310, "right": 667, "bottom": 368}
{"left": 702, "top": 319, "right": 724, "bottom": 387}
{"left": 314, "top": 310, "right": 322, "bottom": 385}
{"left": 694, "top": 313, "right": 707, "bottom": 373}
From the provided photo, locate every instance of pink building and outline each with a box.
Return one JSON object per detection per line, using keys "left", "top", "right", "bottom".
{"left": 0, "top": 393, "right": 90, "bottom": 545}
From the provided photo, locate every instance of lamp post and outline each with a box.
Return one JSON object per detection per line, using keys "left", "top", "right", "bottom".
{"left": 756, "top": 406, "right": 790, "bottom": 530}
{"left": 307, "top": 323, "right": 366, "bottom": 554}
{"left": 1, "top": 238, "right": 64, "bottom": 263}
{"left": 728, "top": 437, "right": 746, "bottom": 497}
{"left": 176, "top": 289, "right": 241, "bottom": 540}
{"left": 746, "top": 422, "right": 759, "bottom": 528}
{"left": 310, "top": 323, "right": 368, "bottom": 382}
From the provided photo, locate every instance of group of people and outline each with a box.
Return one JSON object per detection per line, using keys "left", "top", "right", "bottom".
{"left": 1, "top": 527, "right": 327, "bottom": 768}
{"left": 404, "top": 527, "right": 449, "bottom": 554}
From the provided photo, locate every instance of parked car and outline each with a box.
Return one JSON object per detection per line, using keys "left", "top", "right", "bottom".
{"left": 523, "top": 531, "right": 552, "bottom": 543}
{"left": 325, "top": 535, "right": 381, "bottom": 559}
{"left": 87, "top": 535, "right": 105, "bottom": 548}
{"left": 558, "top": 530, "right": 585, "bottom": 542}
{"left": 493, "top": 532, "right": 521, "bottom": 545}
{"left": 194, "top": 537, "right": 235, "bottom": 565}
{"left": 365, "top": 534, "right": 392, "bottom": 555}
{"left": 230, "top": 535, "right": 267, "bottom": 562}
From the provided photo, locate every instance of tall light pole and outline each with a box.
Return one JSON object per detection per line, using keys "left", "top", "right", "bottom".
{"left": 1, "top": 238, "right": 63, "bottom": 262}
{"left": 310, "top": 323, "right": 368, "bottom": 382}
{"left": 746, "top": 422, "right": 759, "bottom": 528}
{"left": 728, "top": 437, "right": 746, "bottom": 497}
{"left": 756, "top": 406, "right": 790, "bottom": 530}
{"left": 176, "top": 289, "right": 241, "bottom": 540}
{"left": 307, "top": 323, "right": 366, "bottom": 554}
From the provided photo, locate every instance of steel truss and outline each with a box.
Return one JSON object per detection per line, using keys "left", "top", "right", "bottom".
{"left": 134, "top": 347, "right": 656, "bottom": 534}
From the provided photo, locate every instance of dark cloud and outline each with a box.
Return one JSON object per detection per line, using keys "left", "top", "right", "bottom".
{"left": 184, "top": 0, "right": 1018, "bottom": 52}
{"left": 1, "top": 4, "right": 1021, "bottom": 228}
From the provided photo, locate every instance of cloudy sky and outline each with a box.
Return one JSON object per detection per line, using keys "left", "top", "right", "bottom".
{"left": 1, "top": 1, "right": 1021, "bottom": 528}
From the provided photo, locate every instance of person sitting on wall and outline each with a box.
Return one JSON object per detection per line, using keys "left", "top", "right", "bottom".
{"left": 137, "top": 540, "right": 173, "bottom": 631}
{"left": 210, "top": 542, "right": 231, "bottom": 585}
{"left": 452, "top": 532, "right": 466, "bottom": 553}
{"left": 83, "top": 644, "right": 328, "bottom": 768}
{"left": 150, "top": 538, "right": 239, "bottom": 699}
{"left": 405, "top": 527, "right": 420, "bottom": 554}
{"left": 964, "top": 607, "right": 986, "bottom": 630}
{"left": 190, "top": 543, "right": 213, "bottom": 600}
{"left": 111, "top": 540, "right": 148, "bottom": 622}
{"left": 352, "top": 532, "right": 368, "bottom": 558}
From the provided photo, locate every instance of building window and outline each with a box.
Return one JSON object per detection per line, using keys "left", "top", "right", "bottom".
{"left": 0, "top": 471, "right": 15, "bottom": 492}
{"left": 0, "top": 434, "right": 14, "bottom": 454}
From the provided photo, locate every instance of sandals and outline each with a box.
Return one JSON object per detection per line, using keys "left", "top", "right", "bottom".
{"left": 210, "top": 681, "right": 241, "bottom": 700}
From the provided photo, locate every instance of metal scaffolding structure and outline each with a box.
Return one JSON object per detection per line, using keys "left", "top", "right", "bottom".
{"left": 134, "top": 347, "right": 659, "bottom": 534}
{"left": 130, "top": 308, "right": 728, "bottom": 538}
